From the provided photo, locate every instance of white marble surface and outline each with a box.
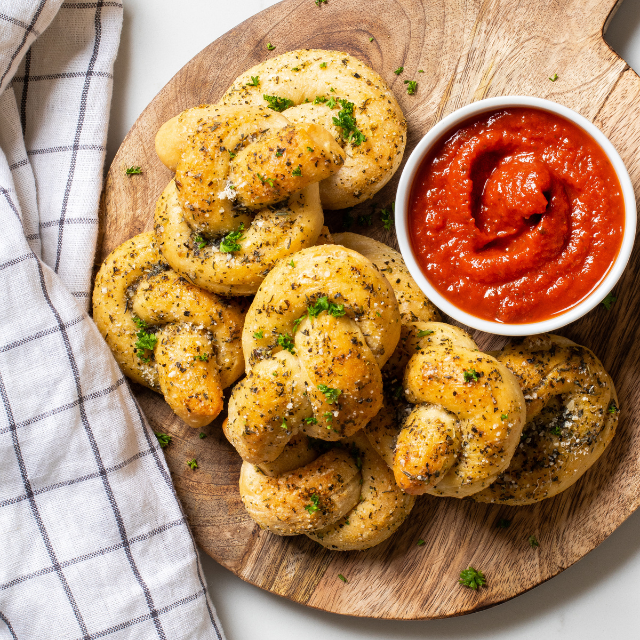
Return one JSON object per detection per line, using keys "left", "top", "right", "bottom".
{"left": 106, "top": 1, "right": 640, "bottom": 638}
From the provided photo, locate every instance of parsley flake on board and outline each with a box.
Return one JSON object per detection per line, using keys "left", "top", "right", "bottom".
{"left": 338, "top": 574, "right": 348, "bottom": 583}
{"left": 253, "top": 330, "right": 264, "bottom": 339}
{"left": 549, "top": 73, "right": 558, "bottom": 82}
{"left": 417, "top": 539, "right": 426, "bottom": 546}
{"left": 291, "top": 165, "right": 302, "bottom": 176}
{"left": 199, "top": 432, "right": 207, "bottom": 439}
{"left": 315, "top": 0, "right": 328, "bottom": 4}
{"left": 394, "top": 66, "right": 404, "bottom": 75}
{"left": 277, "top": 333, "right": 295, "bottom": 354}
{"left": 266, "top": 42, "right": 275, "bottom": 51}
{"left": 380, "top": 204, "right": 394, "bottom": 230}
{"left": 529, "top": 535, "right": 540, "bottom": 548}
{"left": 187, "top": 459, "right": 198, "bottom": 470}
{"left": 263, "top": 94, "right": 293, "bottom": 112}
{"left": 305, "top": 493, "right": 320, "bottom": 513}
{"left": 125, "top": 165, "right": 142, "bottom": 175}
{"left": 458, "top": 567, "right": 486, "bottom": 590}
{"left": 219, "top": 223, "right": 244, "bottom": 253}
{"left": 333, "top": 99, "right": 367, "bottom": 146}
{"left": 497, "top": 518, "right": 511, "bottom": 529}
{"left": 358, "top": 213, "right": 373, "bottom": 226}
{"left": 463, "top": 368, "right": 479, "bottom": 382}
{"left": 404, "top": 79, "right": 418, "bottom": 94}
{"left": 417, "top": 329, "right": 433, "bottom": 338}
{"left": 601, "top": 292, "right": 617, "bottom": 310}
{"left": 369, "top": 36, "right": 374, "bottom": 42}
{"left": 155, "top": 432, "right": 171, "bottom": 448}
{"left": 247, "top": 75, "right": 260, "bottom": 86}
{"left": 318, "top": 384, "right": 342, "bottom": 404}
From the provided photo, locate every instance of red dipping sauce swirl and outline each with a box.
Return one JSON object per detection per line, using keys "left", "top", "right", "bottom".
{"left": 409, "top": 108, "right": 625, "bottom": 324}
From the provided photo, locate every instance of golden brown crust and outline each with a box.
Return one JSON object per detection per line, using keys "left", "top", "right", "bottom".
{"left": 306, "top": 433, "right": 415, "bottom": 551}
{"left": 154, "top": 105, "right": 342, "bottom": 295}
{"left": 92, "top": 232, "right": 245, "bottom": 427}
{"left": 473, "top": 334, "right": 619, "bottom": 505}
{"left": 221, "top": 50, "right": 407, "bottom": 209}
{"left": 239, "top": 448, "right": 361, "bottom": 535}
{"left": 224, "top": 244, "right": 401, "bottom": 464}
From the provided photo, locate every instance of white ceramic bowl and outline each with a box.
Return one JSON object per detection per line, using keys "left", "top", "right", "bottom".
{"left": 395, "top": 96, "right": 637, "bottom": 336}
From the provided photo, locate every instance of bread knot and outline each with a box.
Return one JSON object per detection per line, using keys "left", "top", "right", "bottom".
{"left": 92, "top": 232, "right": 245, "bottom": 427}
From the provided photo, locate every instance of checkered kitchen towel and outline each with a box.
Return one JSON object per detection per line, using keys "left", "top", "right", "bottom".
{"left": 0, "top": 2, "right": 224, "bottom": 638}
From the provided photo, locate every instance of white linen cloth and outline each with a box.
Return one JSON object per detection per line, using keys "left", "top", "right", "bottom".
{"left": 0, "top": 2, "right": 224, "bottom": 638}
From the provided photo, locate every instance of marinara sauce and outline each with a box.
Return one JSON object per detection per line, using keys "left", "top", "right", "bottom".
{"left": 409, "top": 108, "right": 625, "bottom": 324}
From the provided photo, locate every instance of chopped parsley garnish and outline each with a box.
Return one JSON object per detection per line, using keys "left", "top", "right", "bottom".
{"left": 417, "top": 539, "right": 425, "bottom": 546}
{"left": 307, "top": 296, "right": 346, "bottom": 319}
{"left": 608, "top": 403, "right": 619, "bottom": 414}
{"left": 155, "top": 432, "right": 171, "bottom": 448}
{"left": 263, "top": 94, "right": 293, "bottom": 112}
{"left": 601, "top": 292, "right": 617, "bottom": 310}
{"left": 291, "top": 166, "right": 302, "bottom": 176}
{"left": 551, "top": 425, "right": 561, "bottom": 436}
{"left": 326, "top": 97, "right": 337, "bottom": 108}
{"left": 463, "top": 368, "right": 479, "bottom": 383}
{"left": 125, "top": 165, "right": 142, "bottom": 175}
{"left": 549, "top": 73, "right": 558, "bottom": 82}
{"left": 280, "top": 419, "right": 288, "bottom": 430}
{"left": 529, "top": 535, "right": 540, "bottom": 548}
{"left": 380, "top": 204, "right": 394, "bottom": 230}
{"left": 187, "top": 459, "right": 198, "bottom": 470}
{"left": 257, "top": 173, "right": 275, "bottom": 187}
{"left": 418, "top": 69, "right": 424, "bottom": 73}
{"left": 195, "top": 353, "right": 209, "bottom": 361}
{"left": 266, "top": 42, "right": 275, "bottom": 51}
{"left": 194, "top": 234, "right": 207, "bottom": 250}
{"left": 501, "top": 413, "right": 509, "bottom": 421}
{"left": 369, "top": 36, "right": 374, "bottom": 42}
{"left": 305, "top": 416, "right": 318, "bottom": 425}
{"left": 304, "top": 493, "right": 320, "bottom": 513}
{"left": 228, "top": 151, "right": 236, "bottom": 159}
{"left": 199, "top": 432, "right": 207, "bottom": 439}
{"left": 458, "top": 567, "right": 486, "bottom": 590}
{"left": 338, "top": 573, "right": 348, "bottom": 583}
{"left": 497, "top": 518, "right": 511, "bottom": 528}
{"left": 247, "top": 75, "right": 260, "bottom": 86}
{"left": 358, "top": 213, "right": 373, "bottom": 226}
{"left": 253, "top": 330, "right": 264, "bottom": 339}
{"left": 275, "top": 148, "right": 284, "bottom": 157}
{"left": 404, "top": 79, "right": 418, "bottom": 95}
{"left": 394, "top": 66, "right": 404, "bottom": 75}
{"left": 306, "top": 146, "right": 314, "bottom": 152}
{"left": 132, "top": 316, "right": 147, "bottom": 330}
{"left": 315, "top": 0, "right": 327, "bottom": 4}
{"left": 313, "top": 95, "right": 327, "bottom": 104}
{"left": 333, "top": 98, "right": 366, "bottom": 146}
{"left": 416, "top": 329, "right": 433, "bottom": 338}
{"left": 320, "top": 62, "right": 327, "bottom": 68}
{"left": 277, "top": 333, "right": 295, "bottom": 354}
{"left": 318, "top": 384, "right": 341, "bottom": 404}
{"left": 323, "top": 411, "right": 333, "bottom": 424}
{"left": 134, "top": 327, "right": 158, "bottom": 362}
{"left": 289, "top": 259, "right": 295, "bottom": 267}
{"left": 219, "top": 223, "right": 244, "bottom": 253}
{"left": 292, "top": 67, "right": 300, "bottom": 71}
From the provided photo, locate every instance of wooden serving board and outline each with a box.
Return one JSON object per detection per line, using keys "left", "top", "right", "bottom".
{"left": 98, "top": 0, "right": 640, "bottom": 619}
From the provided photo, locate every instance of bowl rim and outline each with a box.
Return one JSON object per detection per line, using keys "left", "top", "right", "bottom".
{"left": 394, "top": 95, "right": 637, "bottom": 336}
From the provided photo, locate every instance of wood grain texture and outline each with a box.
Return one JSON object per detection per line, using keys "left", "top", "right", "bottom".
{"left": 97, "top": 0, "right": 640, "bottom": 619}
